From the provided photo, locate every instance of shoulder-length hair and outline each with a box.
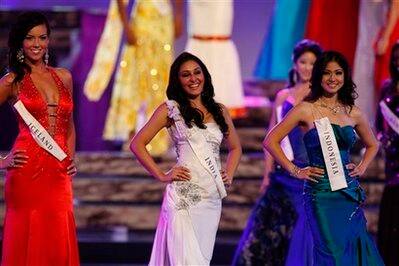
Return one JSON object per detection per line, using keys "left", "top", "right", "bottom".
{"left": 306, "top": 50, "right": 358, "bottom": 109}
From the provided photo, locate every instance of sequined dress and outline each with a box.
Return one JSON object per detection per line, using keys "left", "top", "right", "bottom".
{"left": 103, "top": 0, "right": 173, "bottom": 155}
{"left": 376, "top": 83, "right": 399, "bottom": 265}
{"left": 2, "top": 69, "right": 79, "bottom": 265}
{"left": 233, "top": 101, "right": 313, "bottom": 266}
{"left": 149, "top": 101, "right": 223, "bottom": 265}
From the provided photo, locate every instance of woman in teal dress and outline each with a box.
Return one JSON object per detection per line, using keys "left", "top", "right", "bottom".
{"left": 264, "top": 51, "right": 384, "bottom": 265}
{"left": 254, "top": 0, "right": 310, "bottom": 80}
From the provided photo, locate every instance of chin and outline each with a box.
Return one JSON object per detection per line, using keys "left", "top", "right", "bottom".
{"left": 27, "top": 56, "right": 44, "bottom": 62}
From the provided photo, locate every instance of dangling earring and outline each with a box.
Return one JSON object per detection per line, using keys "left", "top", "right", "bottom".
{"left": 44, "top": 49, "right": 49, "bottom": 66}
{"left": 16, "top": 48, "right": 24, "bottom": 63}
{"left": 293, "top": 70, "right": 298, "bottom": 84}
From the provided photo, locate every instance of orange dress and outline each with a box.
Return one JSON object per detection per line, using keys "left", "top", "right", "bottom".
{"left": 1, "top": 69, "right": 79, "bottom": 265}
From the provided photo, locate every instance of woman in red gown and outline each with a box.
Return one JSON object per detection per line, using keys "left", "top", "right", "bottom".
{"left": 375, "top": 1, "right": 399, "bottom": 94}
{"left": 304, "top": 0, "right": 360, "bottom": 69}
{"left": 0, "top": 12, "right": 79, "bottom": 265}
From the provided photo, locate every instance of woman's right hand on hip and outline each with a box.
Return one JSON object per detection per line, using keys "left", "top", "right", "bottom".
{"left": 163, "top": 165, "right": 191, "bottom": 182}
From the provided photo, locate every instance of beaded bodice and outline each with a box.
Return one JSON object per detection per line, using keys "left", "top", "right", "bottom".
{"left": 15, "top": 68, "right": 73, "bottom": 149}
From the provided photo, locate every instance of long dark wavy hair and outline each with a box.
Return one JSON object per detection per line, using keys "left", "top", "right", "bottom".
{"left": 306, "top": 51, "right": 358, "bottom": 109}
{"left": 166, "top": 52, "right": 228, "bottom": 135}
{"left": 8, "top": 12, "right": 50, "bottom": 84}
{"left": 287, "top": 39, "right": 322, "bottom": 87}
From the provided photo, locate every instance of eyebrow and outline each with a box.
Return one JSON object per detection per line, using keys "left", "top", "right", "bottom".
{"left": 26, "top": 34, "right": 48, "bottom": 37}
{"left": 324, "top": 68, "right": 343, "bottom": 72}
{"left": 180, "top": 67, "right": 201, "bottom": 73}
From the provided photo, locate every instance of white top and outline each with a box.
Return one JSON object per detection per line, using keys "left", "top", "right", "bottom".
{"left": 188, "top": 0, "right": 233, "bottom": 36}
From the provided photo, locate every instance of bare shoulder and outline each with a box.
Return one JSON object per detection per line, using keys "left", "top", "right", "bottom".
{"left": 294, "top": 101, "right": 313, "bottom": 115}
{"left": 274, "top": 88, "right": 290, "bottom": 105}
{"left": 157, "top": 102, "right": 169, "bottom": 113}
{"left": 54, "top": 68, "right": 72, "bottom": 83}
{"left": 0, "top": 72, "right": 16, "bottom": 86}
{"left": 0, "top": 72, "right": 17, "bottom": 92}
{"left": 154, "top": 102, "right": 170, "bottom": 119}
{"left": 348, "top": 105, "right": 365, "bottom": 123}
{"left": 218, "top": 103, "right": 230, "bottom": 117}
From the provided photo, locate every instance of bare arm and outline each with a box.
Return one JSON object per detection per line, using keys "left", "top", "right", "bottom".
{"left": 116, "top": 0, "right": 136, "bottom": 45}
{"left": 130, "top": 103, "right": 190, "bottom": 182}
{"left": 0, "top": 73, "right": 28, "bottom": 169}
{"left": 349, "top": 106, "right": 379, "bottom": 177}
{"left": 0, "top": 73, "right": 16, "bottom": 105}
{"left": 264, "top": 102, "right": 323, "bottom": 182}
{"left": 57, "top": 68, "right": 77, "bottom": 176}
{"left": 221, "top": 105, "right": 242, "bottom": 185}
{"left": 57, "top": 68, "right": 76, "bottom": 158}
{"left": 261, "top": 89, "right": 289, "bottom": 192}
{"left": 376, "top": 1, "right": 399, "bottom": 55}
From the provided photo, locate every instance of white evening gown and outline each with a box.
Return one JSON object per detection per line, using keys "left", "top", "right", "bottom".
{"left": 185, "top": 0, "right": 245, "bottom": 109}
{"left": 353, "top": 0, "right": 385, "bottom": 123}
{"left": 149, "top": 101, "right": 223, "bottom": 265}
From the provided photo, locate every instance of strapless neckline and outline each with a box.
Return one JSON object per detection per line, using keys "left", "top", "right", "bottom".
{"left": 304, "top": 123, "right": 354, "bottom": 139}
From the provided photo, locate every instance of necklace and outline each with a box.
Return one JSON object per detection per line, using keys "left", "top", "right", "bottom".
{"left": 316, "top": 100, "right": 343, "bottom": 115}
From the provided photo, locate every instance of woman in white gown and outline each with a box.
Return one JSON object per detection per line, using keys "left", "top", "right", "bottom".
{"left": 185, "top": 0, "right": 245, "bottom": 115}
{"left": 130, "top": 52, "right": 242, "bottom": 265}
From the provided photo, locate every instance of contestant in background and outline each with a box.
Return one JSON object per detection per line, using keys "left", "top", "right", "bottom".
{"left": 84, "top": 0, "right": 183, "bottom": 155}
{"left": 185, "top": 0, "right": 245, "bottom": 118}
{"left": 0, "top": 12, "right": 79, "bottom": 265}
{"left": 233, "top": 39, "right": 321, "bottom": 266}
{"left": 375, "top": 0, "right": 399, "bottom": 95}
{"left": 130, "top": 52, "right": 241, "bottom": 265}
{"left": 264, "top": 51, "right": 383, "bottom": 265}
{"left": 376, "top": 42, "right": 399, "bottom": 266}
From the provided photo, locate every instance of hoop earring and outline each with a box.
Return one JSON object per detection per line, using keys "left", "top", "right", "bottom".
{"left": 44, "top": 50, "right": 49, "bottom": 66}
{"left": 16, "top": 49, "right": 24, "bottom": 63}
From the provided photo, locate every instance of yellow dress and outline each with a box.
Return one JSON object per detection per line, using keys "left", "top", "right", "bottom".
{"left": 85, "top": 0, "right": 173, "bottom": 155}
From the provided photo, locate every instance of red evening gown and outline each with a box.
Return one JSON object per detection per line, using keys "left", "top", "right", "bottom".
{"left": 1, "top": 68, "right": 80, "bottom": 265}
{"left": 305, "top": 0, "right": 360, "bottom": 68}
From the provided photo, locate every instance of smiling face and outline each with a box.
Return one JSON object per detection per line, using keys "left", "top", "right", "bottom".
{"left": 22, "top": 24, "right": 49, "bottom": 64}
{"left": 178, "top": 60, "right": 205, "bottom": 98}
{"left": 321, "top": 61, "right": 344, "bottom": 95}
{"left": 294, "top": 51, "right": 317, "bottom": 82}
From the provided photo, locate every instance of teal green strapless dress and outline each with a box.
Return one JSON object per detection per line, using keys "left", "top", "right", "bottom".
{"left": 303, "top": 124, "right": 384, "bottom": 266}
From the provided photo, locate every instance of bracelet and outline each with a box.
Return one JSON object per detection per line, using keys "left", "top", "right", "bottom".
{"left": 291, "top": 165, "right": 301, "bottom": 177}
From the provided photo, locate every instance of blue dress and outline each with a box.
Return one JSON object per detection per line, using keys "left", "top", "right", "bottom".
{"left": 233, "top": 101, "right": 313, "bottom": 266}
{"left": 303, "top": 124, "right": 384, "bottom": 265}
{"left": 253, "top": 0, "right": 310, "bottom": 80}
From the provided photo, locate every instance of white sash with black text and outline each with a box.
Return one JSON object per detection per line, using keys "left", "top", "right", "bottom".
{"left": 314, "top": 117, "right": 347, "bottom": 191}
{"left": 14, "top": 100, "right": 67, "bottom": 161}
{"left": 166, "top": 100, "right": 227, "bottom": 199}
{"left": 187, "top": 129, "right": 227, "bottom": 199}
{"left": 276, "top": 105, "right": 294, "bottom": 161}
{"left": 380, "top": 100, "right": 399, "bottom": 135}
